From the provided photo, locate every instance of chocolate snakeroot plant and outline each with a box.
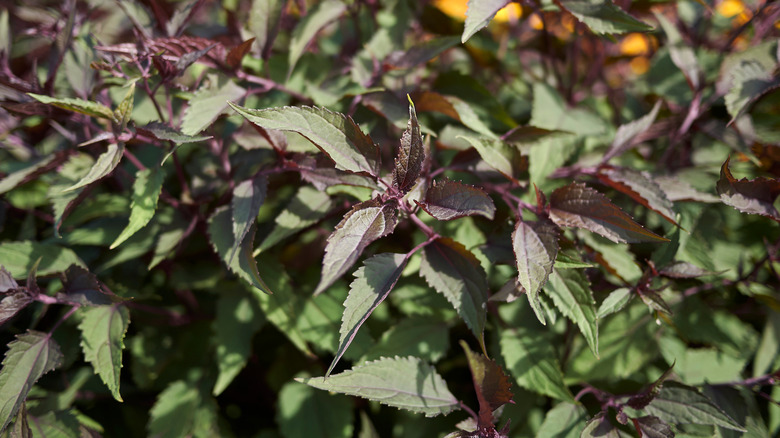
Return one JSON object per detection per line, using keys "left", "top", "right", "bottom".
{"left": 0, "top": 0, "right": 779, "bottom": 437}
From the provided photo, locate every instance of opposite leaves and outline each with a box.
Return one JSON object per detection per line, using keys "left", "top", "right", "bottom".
{"left": 298, "top": 357, "right": 460, "bottom": 417}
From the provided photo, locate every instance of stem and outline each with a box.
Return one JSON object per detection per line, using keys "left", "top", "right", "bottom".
{"left": 409, "top": 213, "right": 438, "bottom": 239}
{"left": 49, "top": 305, "right": 79, "bottom": 333}
{"left": 459, "top": 400, "right": 478, "bottom": 421}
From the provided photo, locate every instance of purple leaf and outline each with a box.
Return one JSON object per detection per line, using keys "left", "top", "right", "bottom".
{"left": 418, "top": 179, "right": 495, "bottom": 221}
{"left": 392, "top": 100, "right": 424, "bottom": 193}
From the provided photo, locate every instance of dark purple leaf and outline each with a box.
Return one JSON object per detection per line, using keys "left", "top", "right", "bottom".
{"left": 633, "top": 416, "right": 674, "bottom": 438}
{"left": 461, "top": 340, "right": 513, "bottom": 429}
{"left": 392, "top": 100, "right": 424, "bottom": 193}
{"left": 717, "top": 156, "right": 780, "bottom": 221}
{"left": 418, "top": 179, "right": 495, "bottom": 221}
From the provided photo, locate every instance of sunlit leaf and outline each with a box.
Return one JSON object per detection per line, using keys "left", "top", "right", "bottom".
{"left": 113, "top": 82, "right": 135, "bottom": 129}
{"left": 230, "top": 175, "right": 267, "bottom": 264}
{"left": 717, "top": 156, "right": 780, "bottom": 221}
{"left": 559, "top": 0, "right": 653, "bottom": 35}
{"left": 259, "top": 186, "right": 333, "bottom": 251}
{"left": 461, "top": 340, "right": 513, "bottom": 428}
{"left": 413, "top": 91, "right": 497, "bottom": 139}
{"left": 418, "top": 179, "right": 495, "bottom": 221}
{"left": 328, "top": 253, "right": 407, "bottom": 376}
{"left": 549, "top": 182, "right": 669, "bottom": 243}
{"left": 278, "top": 380, "right": 354, "bottom": 438}
{"left": 603, "top": 101, "right": 662, "bottom": 162}
{"left": 530, "top": 83, "right": 607, "bottom": 136}
{"left": 0, "top": 331, "right": 63, "bottom": 432}
{"left": 545, "top": 269, "right": 599, "bottom": 357}
{"left": 248, "top": 0, "right": 286, "bottom": 59}
{"left": 393, "top": 100, "right": 424, "bottom": 193}
{"left": 213, "top": 289, "right": 265, "bottom": 396}
{"left": 148, "top": 380, "right": 220, "bottom": 438}
{"left": 420, "top": 238, "right": 488, "bottom": 350}
{"left": 462, "top": 0, "right": 511, "bottom": 43}
{"left": 0, "top": 154, "right": 61, "bottom": 196}
{"left": 288, "top": 0, "right": 346, "bottom": 76}
{"left": 597, "top": 287, "right": 634, "bottom": 319}
{"left": 229, "top": 103, "right": 381, "bottom": 176}
{"left": 360, "top": 317, "right": 449, "bottom": 364}
{"left": 27, "top": 93, "right": 114, "bottom": 120}
{"left": 459, "top": 136, "right": 521, "bottom": 180}
{"left": 315, "top": 199, "right": 398, "bottom": 295}
{"left": 79, "top": 305, "right": 130, "bottom": 402}
{"left": 181, "top": 77, "right": 245, "bottom": 135}
{"left": 0, "top": 242, "right": 84, "bottom": 279}
{"left": 111, "top": 167, "right": 165, "bottom": 249}
{"left": 138, "top": 121, "right": 212, "bottom": 144}
{"left": 597, "top": 166, "right": 678, "bottom": 226}
{"left": 297, "top": 357, "right": 460, "bottom": 417}
{"left": 63, "top": 143, "right": 124, "bottom": 193}
{"left": 537, "top": 402, "right": 588, "bottom": 438}
{"left": 512, "top": 220, "right": 559, "bottom": 325}
{"left": 501, "top": 328, "right": 574, "bottom": 402}
{"left": 644, "top": 382, "right": 746, "bottom": 432}
{"left": 655, "top": 12, "right": 701, "bottom": 90}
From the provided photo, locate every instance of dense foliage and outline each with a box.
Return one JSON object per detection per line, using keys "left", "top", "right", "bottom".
{"left": 1, "top": 0, "right": 779, "bottom": 436}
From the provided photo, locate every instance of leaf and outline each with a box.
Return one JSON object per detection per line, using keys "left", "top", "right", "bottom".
{"left": 59, "top": 265, "right": 119, "bottom": 306}
{"left": 658, "top": 261, "right": 718, "bottom": 279}
{"left": 603, "top": 101, "right": 662, "bottom": 162}
{"left": 597, "top": 287, "right": 633, "bottom": 319}
{"left": 0, "top": 242, "right": 85, "bottom": 279}
{"left": 230, "top": 103, "right": 380, "bottom": 176}
{"left": 0, "top": 289, "right": 32, "bottom": 327}
{"left": 462, "top": 0, "right": 511, "bottom": 43}
{"left": 110, "top": 167, "right": 165, "bottom": 249}
{"left": 0, "top": 331, "right": 63, "bottom": 432}
{"left": 288, "top": 0, "right": 346, "bottom": 76}
{"left": 461, "top": 340, "right": 513, "bottom": 428}
{"left": 417, "top": 179, "right": 495, "bottom": 221}
{"left": 500, "top": 328, "right": 574, "bottom": 402}
{"left": 420, "top": 238, "right": 488, "bottom": 351}
{"left": 79, "top": 305, "right": 130, "bottom": 402}
{"left": 459, "top": 136, "right": 521, "bottom": 180}
{"left": 597, "top": 166, "right": 678, "bottom": 226}
{"left": 549, "top": 182, "right": 669, "bottom": 243}
{"left": 230, "top": 175, "right": 267, "bottom": 264}
{"left": 148, "top": 380, "right": 220, "bottom": 438}
{"left": 113, "top": 82, "right": 135, "bottom": 129}
{"left": 580, "top": 412, "right": 629, "bottom": 437}
{"left": 513, "top": 220, "right": 559, "bottom": 325}
{"left": 558, "top": 0, "right": 653, "bottom": 35}
{"left": 48, "top": 153, "right": 94, "bottom": 237}
{"left": 536, "top": 402, "right": 588, "bottom": 438}
{"left": 412, "top": 91, "right": 497, "bottom": 139}
{"left": 0, "top": 154, "right": 60, "bottom": 196}
{"left": 63, "top": 143, "right": 124, "bottom": 193}
{"left": 634, "top": 416, "right": 674, "bottom": 438}
{"left": 181, "top": 78, "right": 245, "bottom": 135}
{"left": 360, "top": 317, "right": 449, "bottom": 364}
{"left": 661, "top": 15, "right": 707, "bottom": 89}
{"left": 385, "top": 36, "right": 460, "bottom": 70}
{"left": 717, "top": 156, "right": 780, "bottom": 220}
{"left": 226, "top": 37, "right": 255, "bottom": 69}
{"left": 138, "top": 121, "right": 212, "bottom": 144}
{"left": 213, "top": 289, "right": 265, "bottom": 396}
{"left": 545, "top": 269, "right": 599, "bottom": 357}
{"left": 530, "top": 83, "right": 607, "bottom": 136}
{"left": 654, "top": 174, "right": 720, "bottom": 203}
{"left": 248, "top": 0, "right": 286, "bottom": 59}
{"left": 644, "top": 382, "right": 746, "bottom": 432}
{"left": 315, "top": 198, "right": 398, "bottom": 295}
{"left": 278, "top": 380, "right": 354, "bottom": 438}
{"left": 258, "top": 186, "right": 333, "bottom": 251}
{"left": 297, "top": 357, "right": 460, "bottom": 417}
{"left": 392, "top": 100, "right": 424, "bottom": 193}
{"left": 328, "top": 253, "right": 407, "bottom": 376}
{"left": 207, "top": 205, "right": 272, "bottom": 294}
{"left": 723, "top": 61, "right": 780, "bottom": 124}
{"left": 27, "top": 93, "right": 114, "bottom": 120}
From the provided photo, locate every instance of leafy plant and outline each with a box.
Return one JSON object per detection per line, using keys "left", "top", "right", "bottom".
{"left": 1, "top": 0, "right": 779, "bottom": 436}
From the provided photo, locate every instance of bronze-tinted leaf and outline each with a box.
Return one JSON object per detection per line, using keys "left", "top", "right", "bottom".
{"left": 418, "top": 179, "right": 495, "bottom": 221}
{"left": 512, "top": 220, "right": 559, "bottom": 325}
{"left": 392, "top": 101, "right": 424, "bottom": 193}
{"left": 597, "top": 165, "right": 678, "bottom": 226}
{"left": 460, "top": 340, "right": 513, "bottom": 429}
{"left": 717, "top": 156, "right": 780, "bottom": 221}
{"left": 549, "top": 182, "right": 668, "bottom": 243}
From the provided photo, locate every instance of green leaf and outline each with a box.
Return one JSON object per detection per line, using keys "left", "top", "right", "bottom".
{"left": 559, "top": 0, "right": 653, "bottom": 35}
{"left": 79, "top": 305, "right": 130, "bottom": 402}
{"left": 459, "top": 136, "right": 520, "bottom": 180}
{"left": 644, "top": 382, "right": 746, "bottom": 432}
{"left": 513, "top": 220, "right": 559, "bottom": 325}
{"left": 392, "top": 100, "right": 424, "bottom": 193}
{"left": 386, "top": 37, "right": 460, "bottom": 70}
{"left": 148, "top": 380, "right": 220, "bottom": 438}
{"left": 500, "top": 328, "right": 574, "bottom": 403}
{"left": 230, "top": 175, "right": 267, "bottom": 264}
{"left": 461, "top": 340, "right": 513, "bottom": 427}
{"left": 549, "top": 182, "right": 669, "bottom": 243}
{"left": 48, "top": 153, "right": 94, "bottom": 237}
{"left": 597, "top": 166, "right": 678, "bottom": 226}
{"left": 360, "top": 316, "right": 449, "bottom": 364}
{"left": 717, "top": 156, "right": 780, "bottom": 220}
{"left": 297, "top": 357, "right": 460, "bottom": 417}
{"left": 597, "top": 287, "right": 633, "bottom": 319}
{"left": 213, "top": 289, "right": 265, "bottom": 396}
{"left": 414, "top": 91, "right": 498, "bottom": 139}
{"left": 545, "top": 269, "right": 598, "bottom": 357}
{"left": 655, "top": 12, "right": 701, "bottom": 90}
{"left": 530, "top": 83, "right": 607, "bottom": 136}
{"left": 229, "top": 103, "right": 381, "bottom": 176}
{"left": 248, "top": 0, "right": 286, "bottom": 58}
{"left": 27, "top": 410, "right": 81, "bottom": 437}
{"left": 754, "top": 310, "right": 780, "bottom": 377}
{"left": 418, "top": 179, "right": 495, "bottom": 221}
{"left": 181, "top": 77, "right": 246, "bottom": 135}
{"left": 420, "top": 238, "right": 488, "bottom": 351}
{"left": 137, "top": 121, "right": 212, "bottom": 162}
{"left": 63, "top": 143, "right": 124, "bottom": 193}
{"left": 110, "top": 167, "right": 165, "bottom": 249}
{"left": 604, "top": 101, "right": 662, "bottom": 162}
{"left": 0, "top": 154, "right": 59, "bottom": 196}
{"left": 27, "top": 93, "right": 114, "bottom": 120}
{"left": 258, "top": 186, "right": 333, "bottom": 251}
{"left": 278, "top": 379, "right": 354, "bottom": 438}
{"left": 0, "top": 241, "right": 84, "bottom": 279}
{"left": 0, "top": 331, "right": 63, "bottom": 432}
{"left": 207, "top": 205, "right": 272, "bottom": 294}
{"left": 536, "top": 402, "right": 588, "bottom": 438}
{"left": 462, "top": 0, "right": 511, "bottom": 43}
{"left": 315, "top": 198, "right": 398, "bottom": 295}
{"left": 658, "top": 261, "right": 717, "bottom": 279}
{"left": 328, "top": 253, "right": 407, "bottom": 376}
{"left": 113, "top": 82, "right": 135, "bottom": 129}
{"left": 288, "top": 0, "right": 347, "bottom": 77}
